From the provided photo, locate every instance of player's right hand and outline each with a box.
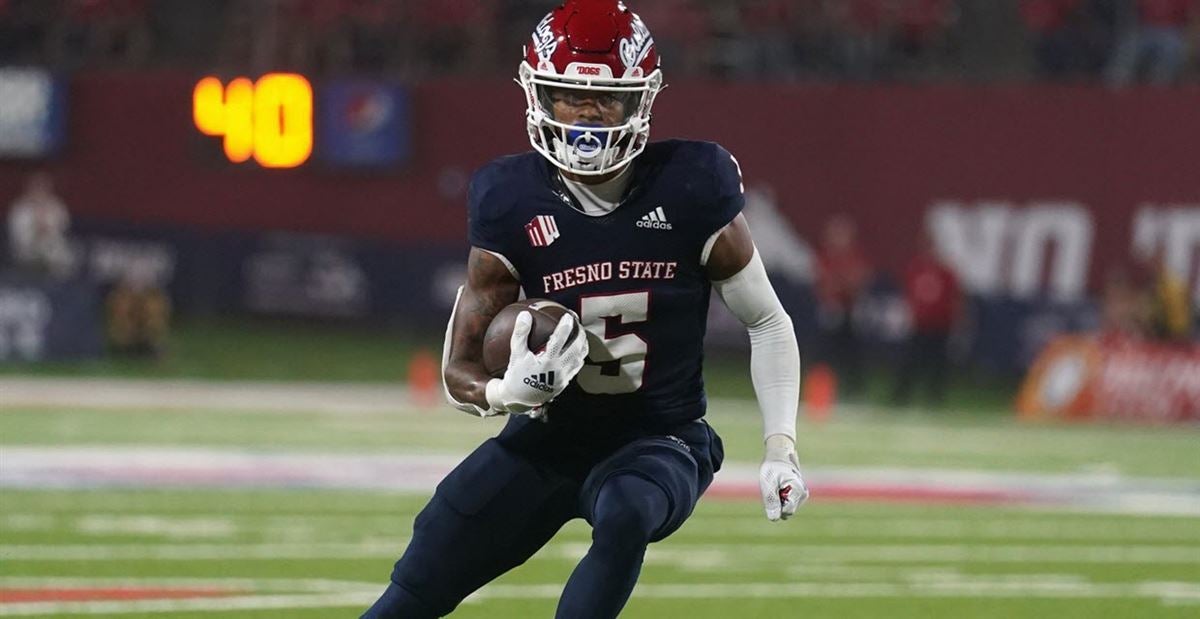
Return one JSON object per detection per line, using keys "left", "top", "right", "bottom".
{"left": 486, "top": 311, "right": 587, "bottom": 414}
{"left": 760, "top": 434, "right": 809, "bottom": 521}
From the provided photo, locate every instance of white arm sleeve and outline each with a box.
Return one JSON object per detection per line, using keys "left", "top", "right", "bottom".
{"left": 713, "top": 249, "right": 800, "bottom": 441}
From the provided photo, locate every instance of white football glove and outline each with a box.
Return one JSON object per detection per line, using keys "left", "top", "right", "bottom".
{"left": 759, "top": 434, "right": 809, "bottom": 521}
{"left": 485, "top": 311, "right": 587, "bottom": 415}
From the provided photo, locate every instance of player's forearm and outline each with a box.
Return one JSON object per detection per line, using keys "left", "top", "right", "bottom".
{"left": 440, "top": 280, "right": 514, "bottom": 416}
{"left": 713, "top": 250, "right": 800, "bottom": 441}
{"left": 748, "top": 314, "right": 800, "bottom": 441}
{"left": 443, "top": 361, "right": 493, "bottom": 412}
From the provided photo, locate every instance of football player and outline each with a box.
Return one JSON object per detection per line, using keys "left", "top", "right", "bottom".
{"left": 363, "top": 1, "right": 806, "bottom": 616}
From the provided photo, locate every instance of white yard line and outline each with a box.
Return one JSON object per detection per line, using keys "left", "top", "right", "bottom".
{"left": 0, "top": 577, "right": 380, "bottom": 593}
{"left": 622, "top": 542, "right": 1200, "bottom": 566}
{"left": 4, "top": 580, "right": 1196, "bottom": 615}
{"left": 74, "top": 515, "right": 237, "bottom": 539}
{"left": 0, "top": 593, "right": 378, "bottom": 616}
{"left": 4, "top": 541, "right": 1200, "bottom": 564}
{"left": 4, "top": 445, "right": 1199, "bottom": 516}
{"left": 467, "top": 580, "right": 1200, "bottom": 606}
{"left": 679, "top": 517, "right": 1200, "bottom": 541}
{"left": 0, "top": 446, "right": 463, "bottom": 493}
{"left": 15, "top": 511, "right": 1193, "bottom": 549}
{"left": 0, "top": 542, "right": 408, "bottom": 561}
{"left": 0, "top": 378, "right": 414, "bottom": 415}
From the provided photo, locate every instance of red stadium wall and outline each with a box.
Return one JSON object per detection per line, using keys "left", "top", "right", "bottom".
{"left": 1, "top": 72, "right": 1197, "bottom": 298}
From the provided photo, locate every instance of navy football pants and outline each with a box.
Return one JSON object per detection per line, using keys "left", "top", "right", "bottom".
{"left": 361, "top": 423, "right": 719, "bottom": 618}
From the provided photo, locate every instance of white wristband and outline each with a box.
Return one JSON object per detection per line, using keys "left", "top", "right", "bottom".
{"left": 765, "top": 434, "right": 796, "bottom": 458}
{"left": 485, "top": 378, "right": 508, "bottom": 413}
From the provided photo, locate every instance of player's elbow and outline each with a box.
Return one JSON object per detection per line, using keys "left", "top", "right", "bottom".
{"left": 445, "top": 393, "right": 487, "bottom": 417}
{"left": 746, "top": 310, "right": 799, "bottom": 362}
{"left": 442, "top": 362, "right": 487, "bottom": 416}
{"left": 746, "top": 304, "right": 792, "bottom": 333}
{"left": 443, "top": 386, "right": 480, "bottom": 416}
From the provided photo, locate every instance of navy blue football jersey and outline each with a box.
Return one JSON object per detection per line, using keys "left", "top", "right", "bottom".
{"left": 467, "top": 140, "right": 744, "bottom": 429}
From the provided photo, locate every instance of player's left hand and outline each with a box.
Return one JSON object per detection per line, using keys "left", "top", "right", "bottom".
{"left": 759, "top": 434, "right": 809, "bottom": 521}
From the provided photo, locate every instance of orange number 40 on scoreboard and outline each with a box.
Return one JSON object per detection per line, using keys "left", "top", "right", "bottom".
{"left": 193, "top": 73, "right": 312, "bottom": 168}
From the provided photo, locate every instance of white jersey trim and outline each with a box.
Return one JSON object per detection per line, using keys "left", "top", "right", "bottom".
{"left": 700, "top": 226, "right": 724, "bottom": 266}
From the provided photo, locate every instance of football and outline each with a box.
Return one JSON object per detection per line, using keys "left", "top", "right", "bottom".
{"left": 482, "top": 299, "right": 582, "bottom": 377}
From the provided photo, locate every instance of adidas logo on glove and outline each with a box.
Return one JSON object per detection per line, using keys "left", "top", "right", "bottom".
{"left": 636, "top": 207, "right": 672, "bottom": 230}
{"left": 524, "top": 372, "right": 556, "bottom": 393}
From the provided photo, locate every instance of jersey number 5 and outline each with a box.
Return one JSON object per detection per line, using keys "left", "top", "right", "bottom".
{"left": 575, "top": 291, "right": 648, "bottom": 394}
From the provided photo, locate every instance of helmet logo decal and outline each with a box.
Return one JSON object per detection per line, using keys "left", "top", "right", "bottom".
{"left": 618, "top": 15, "right": 653, "bottom": 71}
{"left": 532, "top": 14, "right": 558, "bottom": 61}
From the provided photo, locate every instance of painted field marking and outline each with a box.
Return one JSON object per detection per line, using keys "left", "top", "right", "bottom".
{"left": 782, "top": 565, "right": 956, "bottom": 580}
{"left": 5, "top": 446, "right": 1200, "bottom": 516}
{"left": 10, "top": 540, "right": 1196, "bottom": 565}
{"left": 0, "top": 578, "right": 380, "bottom": 593}
{"left": 12, "top": 510, "right": 1193, "bottom": 545}
{"left": 0, "top": 592, "right": 377, "bottom": 616}
{"left": 677, "top": 517, "right": 1200, "bottom": 541}
{"left": 1, "top": 576, "right": 1196, "bottom": 615}
{"left": 74, "top": 515, "right": 236, "bottom": 540}
{"left": 633, "top": 542, "right": 1200, "bottom": 566}
{"left": 0, "top": 378, "right": 413, "bottom": 415}
{"left": 464, "top": 580, "right": 1200, "bottom": 605}
{"left": 0, "top": 542, "right": 408, "bottom": 561}
{"left": 8, "top": 512, "right": 1192, "bottom": 546}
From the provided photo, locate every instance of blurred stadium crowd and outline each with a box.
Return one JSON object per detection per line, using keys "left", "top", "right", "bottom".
{"left": 0, "top": 0, "right": 1196, "bottom": 84}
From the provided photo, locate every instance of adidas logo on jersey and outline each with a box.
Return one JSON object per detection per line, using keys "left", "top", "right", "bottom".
{"left": 524, "top": 371, "right": 556, "bottom": 393}
{"left": 637, "top": 207, "right": 672, "bottom": 230}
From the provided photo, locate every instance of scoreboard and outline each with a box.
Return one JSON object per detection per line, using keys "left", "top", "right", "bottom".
{"left": 193, "top": 73, "right": 313, "bottom": 168}
{"left": 191, "top": 73, "right": 408, "bottom": 169}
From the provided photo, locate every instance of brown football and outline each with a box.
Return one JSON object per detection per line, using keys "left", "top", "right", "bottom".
{"left": 482, "top": 299, "right": 581, "bottom": 377}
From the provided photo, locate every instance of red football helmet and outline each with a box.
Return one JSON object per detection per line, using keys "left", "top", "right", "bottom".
{"left": 518, "top": 0, "right": 664, "bottom": 176}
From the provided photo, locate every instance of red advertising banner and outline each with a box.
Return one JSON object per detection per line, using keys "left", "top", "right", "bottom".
{"left": 1017, "top": 335, "right": 1200, "bottom": 423}
{"left": 1, "top": 74, "right": 1197, "bottom": 302}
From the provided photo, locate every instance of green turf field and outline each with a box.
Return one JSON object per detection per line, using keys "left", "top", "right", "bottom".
{"left": 2, "top": 382, "right": 1198, "bottom": 618}
{"left": 4, "top": 489, "right": 1199, "bottom": 618}
{"left": 1, "top": 320, "right": 1197, "bottom": 617}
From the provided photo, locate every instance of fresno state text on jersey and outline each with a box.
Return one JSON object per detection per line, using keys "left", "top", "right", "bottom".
{"left": 541, "top": 260, "right": 678, "bottom": 293}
